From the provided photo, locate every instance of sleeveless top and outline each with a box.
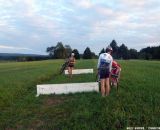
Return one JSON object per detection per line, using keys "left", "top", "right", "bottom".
{"left": 69, "top": 57, "right": 75, "bottom": 66}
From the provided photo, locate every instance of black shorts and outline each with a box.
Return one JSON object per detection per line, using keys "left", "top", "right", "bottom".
{"left": 68, "top": 64, "right": 74, "bottom": 68}
{"left": 99, "top": 69, "right": 110, "bottom": 79}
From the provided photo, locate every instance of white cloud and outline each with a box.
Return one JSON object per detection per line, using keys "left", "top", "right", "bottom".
{"left": 0, "top": 0, "right": 160, "bottom": 54}
{"left": 0, "top": 45, "right": 33, "bottom": 51}
{"left": 72, "top": 0, "right": 93, "bottom": 9}
{"left": 121, "top": 0, "right": 146, "bottom": 7}
{"left": 96, "top": 6, "right": 114, "bottom": 16}
{"left": 0, "top": 44, "right": 44, "bottom": 54}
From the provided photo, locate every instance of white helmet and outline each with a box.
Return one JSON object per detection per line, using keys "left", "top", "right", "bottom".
{"left": 71, "top": 53, "right": 75, "bottom": 56}
{"left": 106, "top": 46, "right": 113, "bottom": 51}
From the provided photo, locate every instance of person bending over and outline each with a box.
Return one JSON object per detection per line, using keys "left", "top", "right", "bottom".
{"left": 97, "top": 46, "right": 113, "bottom": 96}
{"left": 111, "top": 60, "right": 121, "bottom": 86}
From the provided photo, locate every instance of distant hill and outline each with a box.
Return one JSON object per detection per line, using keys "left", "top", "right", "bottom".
{"left": 0, "top": 53, "right": 49, "bottom": 61}
{"left": 0, "top": 53, "right": 47, "bottom": 57}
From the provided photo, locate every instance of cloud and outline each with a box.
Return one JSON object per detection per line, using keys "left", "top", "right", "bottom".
{"left": 0, "top": 0, "right": 160, "bottom": 54}
{"left": 0, "top": 44, "right": 44, "bottom": 54}
{"left": 120, "top": 0, "right": 146, "bottom": 8}
{"left": 96, "top": 6, "right": 114, "bottom": 16}
{"left": 71, "top": 0, "right": 93, "bottom": 9}
{"left": 0, "top": 45, "right": 34, "bottom": 51}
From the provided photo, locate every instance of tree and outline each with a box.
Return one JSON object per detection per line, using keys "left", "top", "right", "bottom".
{"left": 72, "top": 49, "right": 80, "bottom": 59}
{"left": 129, "top": 49, "right": 138, "bottom": 59}
{"left": 138, "top": 52, "right": 146, "bottom": 59}
{"left": 119, "top": 44, "right": 129, "bottom": 59}
{"left": 91, "top": 52, "right": 98, "bottom": 59}
{"left": 65, "top": 45, "right": 72, "bottom": 58}
{"left": 46, "top": 42, "right": 67, "bottom": 59}
{"left": 110, "top": 40, "right": 119, "bottom": 59}
{"left": 139, "top": 46, "right": 160, "bottom": 59}
{"left": 54, "top": 42, "right": 66, "bottom": 59}
{"left": 83, "top": 47, "right": 92, "bottom": 59}
{"left": 46, "top": 46, "right": 56, "bottom": 58}
{"left": 99, "top": 48, "right": 105, "bottom": 55}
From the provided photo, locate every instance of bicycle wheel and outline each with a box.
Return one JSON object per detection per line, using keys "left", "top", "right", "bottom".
{"left": 60, "top": 64, "right": 66, "bottom": 74}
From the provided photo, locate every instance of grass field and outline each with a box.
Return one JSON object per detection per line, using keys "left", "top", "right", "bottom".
{"left": 0, "top": 59, "right": 160, "bottom": 130}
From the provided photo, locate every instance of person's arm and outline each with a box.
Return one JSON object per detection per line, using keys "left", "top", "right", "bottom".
{"left": 97, "top": 55, "right": 101, "bottom": 79}
{"left": 109, "top": 56, "right": 113, "bottom": 72}
{"left": 117, "top": 63, "right": 121, "bottom": 71}
{"left": 117, "top": 63, "right": 120, "bottom": 67}
{"left": 73, "top": 58, "right": 76, "bottom": 64}
{"left": 97, "top": 55, "right": 101, "bottom": 69}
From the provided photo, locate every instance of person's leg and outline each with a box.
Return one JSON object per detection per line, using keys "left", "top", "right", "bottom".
{"left": 105, "top": 78, "right": 110, "bottom": 96}
{"left": 100, "top": 79, "right": 105, "bottom": 96}
{"left": 68, "top": 67, "right": 71, "bottom": 78}
{"left": 70, "top": 67, "right": 73, "bottom": 78}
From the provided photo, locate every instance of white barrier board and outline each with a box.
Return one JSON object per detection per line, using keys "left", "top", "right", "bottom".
{"left": 64, "top": 69, "right": 93, "bottom": 74}
{"left": 36, "top": 82, "right": 98, "bottom": 96}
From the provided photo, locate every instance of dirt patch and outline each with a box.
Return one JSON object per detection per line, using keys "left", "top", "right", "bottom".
{"left": 5, "top": 128, "right": 15, "bottom": 130}
{"left": 43, "top": 97, "right": 67, "bottom": 106}
{"left": 30, "top": 120, "right": 44, "bottom": 128}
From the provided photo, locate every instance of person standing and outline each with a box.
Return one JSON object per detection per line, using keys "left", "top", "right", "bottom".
{"left": 68, "top": 53, "right": 76, "bottom": 78}
{"left": 97, "top": 46, "right": 113, "bottom": 96}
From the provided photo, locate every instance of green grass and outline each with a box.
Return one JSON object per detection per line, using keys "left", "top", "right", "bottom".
{"left": 47, "top": 59, "right": 97, "bottom": 84}
{"left": 0, "top": 59, "right": 160, "bottom": 130}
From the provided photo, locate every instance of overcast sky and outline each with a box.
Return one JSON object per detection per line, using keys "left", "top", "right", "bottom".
{"left": 0, "top": 0, "right": 160, "bottom": 54}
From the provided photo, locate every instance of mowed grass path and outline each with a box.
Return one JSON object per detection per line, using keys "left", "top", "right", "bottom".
{"left": 0, "top": 60, "right": 160, "bottom": 130}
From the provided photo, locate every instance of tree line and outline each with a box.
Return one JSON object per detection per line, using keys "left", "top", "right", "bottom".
{"left": 139, "top": 46, "right": 160, "bottom": 60}
{"left": 107, "top": 40, "right": 160, "bottom": 60}
{"left": 46, "top": 42, "right": 97, "bottom": 59}
{"left": 46, "top": 40, "right": 160, "bottom": 60}
{"left": 1, "top": 40, "right": 159, "bottom": 61}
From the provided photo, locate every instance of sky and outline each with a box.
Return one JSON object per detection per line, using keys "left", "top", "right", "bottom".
{"left": 0, "top": 0, "right": 160, "bottom": 55}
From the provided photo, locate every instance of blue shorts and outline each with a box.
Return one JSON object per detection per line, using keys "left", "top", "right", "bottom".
{"left": 99, "top": 69, "right": 110, "bottom": 79}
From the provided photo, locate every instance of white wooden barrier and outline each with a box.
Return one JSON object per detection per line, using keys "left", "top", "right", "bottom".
{"left": 64, "top": 69, "right": 93, "bottom": 74}
{"left": 36, "top": 82, "right": 99, "bottom": 96}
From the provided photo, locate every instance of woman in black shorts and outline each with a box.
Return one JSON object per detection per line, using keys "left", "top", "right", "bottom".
{"left": 68, "top": 53, "right": 76, "bottom": 78}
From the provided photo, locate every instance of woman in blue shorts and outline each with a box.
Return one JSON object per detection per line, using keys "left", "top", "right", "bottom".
{"left": 97, "top": 46, "right": 113, "bottom": 96}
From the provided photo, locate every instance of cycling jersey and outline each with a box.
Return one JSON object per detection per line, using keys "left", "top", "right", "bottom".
{"left": 97, "top": 53, "right": 113, "bottom": 72}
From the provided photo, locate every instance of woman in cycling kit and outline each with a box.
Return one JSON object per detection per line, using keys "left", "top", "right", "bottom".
{"left": 68, "top": 53, "right": 76, "bottom": 78}
{"left": 97, "top": 46, "right": 113, "bottom": 96}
